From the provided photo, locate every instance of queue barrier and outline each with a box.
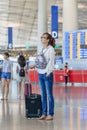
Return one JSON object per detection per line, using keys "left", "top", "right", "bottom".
{"left": 28, "top": 70, "right": 87, "bottom": 83}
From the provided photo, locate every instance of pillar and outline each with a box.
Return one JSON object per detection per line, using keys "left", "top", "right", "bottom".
{"left": 37, "top": 0, "right": 47, "bottom": 53}
{"left": 63, "top": 0, "right": 78, "bottom": 32}
{"left": 63, "top": 0, "right": 78, "bottom": 60}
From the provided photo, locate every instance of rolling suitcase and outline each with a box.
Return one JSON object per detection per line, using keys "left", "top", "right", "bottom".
{"left": 25, "top": 94, "right": 42, "bottom": 118}
{"left": 25, "top": 69, "right": 42, "bottom": 118}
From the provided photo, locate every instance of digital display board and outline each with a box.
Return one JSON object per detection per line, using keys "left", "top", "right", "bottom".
{"left": 64, "top": 30, "right": 87, "bottom": 59}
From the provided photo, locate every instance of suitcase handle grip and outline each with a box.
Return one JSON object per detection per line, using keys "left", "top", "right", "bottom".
{"left": 30, "top": 94, "right": 37, "bottom": 99}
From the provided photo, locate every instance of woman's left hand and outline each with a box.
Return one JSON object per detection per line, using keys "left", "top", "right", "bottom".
{"left": 29, "top": 65, "right": 35, "bottom": 69}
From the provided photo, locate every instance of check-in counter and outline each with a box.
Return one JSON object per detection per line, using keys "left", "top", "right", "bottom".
{"left": 28, "top": 70, "right": 87, "bottom": 83}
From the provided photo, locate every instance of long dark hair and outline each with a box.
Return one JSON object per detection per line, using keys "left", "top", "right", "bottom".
{"left": 4, "top": 52, "right": 9, "bottom": 57}
{"left": 18, "top": 55, "right": 26, "bottom": 67}
{"left": 43, "top": 33, "right": 56, "bottom": 48}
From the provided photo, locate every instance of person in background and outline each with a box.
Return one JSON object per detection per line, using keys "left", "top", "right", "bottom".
{"left": 1, "top": 52, "right": 13, "bottom": 100}
{"left": 65, "top": 62, "right": 68, "bottom": 67}
{"left": 64, "top": 65, "right": 69, "bottom": 86}
{"left": 30, "top": 32, "right": 55, "bottom": 121}
{"left": 16, "top": 54, "right": 26, "bottom": 99}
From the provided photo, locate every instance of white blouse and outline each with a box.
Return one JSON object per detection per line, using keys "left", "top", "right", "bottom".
{"left": 37, "top": 45, "right": 55, "bottom": 75}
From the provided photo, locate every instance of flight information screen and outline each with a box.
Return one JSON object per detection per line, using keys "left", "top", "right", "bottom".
{"left": 64, "top": 30, "right": 87, "bottom": 59}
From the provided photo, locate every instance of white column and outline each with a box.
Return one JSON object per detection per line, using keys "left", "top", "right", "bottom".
{"left": 63, "top": 0, "right": 78, "bottom": 32}
{"left": 63, "top": 0, "right": 78, "bottom": 60}
{"left": 37, "top": 0, "right": 47, "bottom": 53}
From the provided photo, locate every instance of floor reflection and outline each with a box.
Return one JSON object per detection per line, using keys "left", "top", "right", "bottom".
{"left": 1, "top": 101, "right": 9, "bottom": 119}
{"left": 0, "top": 81, "right": 87, "bottom": 130}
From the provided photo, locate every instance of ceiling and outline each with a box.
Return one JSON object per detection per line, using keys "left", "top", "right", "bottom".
{"left": 0, "top": 0, "right": 87, "bottom": 48}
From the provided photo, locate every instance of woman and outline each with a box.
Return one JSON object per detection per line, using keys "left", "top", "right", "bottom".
{"left": 30, "top": 33, "right": 55, "bottom": 120}
{"left": 1, "top": 52, "right": 13, "bottom": 100}
{"left": 16, "top": 54, "right": 26, "bottom": 99}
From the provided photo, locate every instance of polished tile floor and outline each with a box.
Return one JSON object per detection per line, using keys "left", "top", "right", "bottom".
{"left": 0, "top": 80, "right": 87, "bottom": 130}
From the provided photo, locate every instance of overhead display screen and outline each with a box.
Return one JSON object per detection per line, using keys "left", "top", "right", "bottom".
{"left": 64, "top": 30, "right": 87, "bottom": 59}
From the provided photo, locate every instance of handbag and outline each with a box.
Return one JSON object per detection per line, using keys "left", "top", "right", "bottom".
{"left": 35, "top": 48, "right": 48, "bottom": 69}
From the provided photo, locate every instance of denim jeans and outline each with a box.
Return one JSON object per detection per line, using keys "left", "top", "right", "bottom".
{"left": 38, "top": 73, "right": 54, "bottom": 116}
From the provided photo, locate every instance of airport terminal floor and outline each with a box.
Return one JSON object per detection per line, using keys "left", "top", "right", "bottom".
{"left": 0, "top": 79, "right": 87, "bottom": 130}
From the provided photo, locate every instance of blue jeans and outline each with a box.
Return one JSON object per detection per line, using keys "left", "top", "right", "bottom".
{"left": 38, "top": 73, "right": 54, "bottom": 116}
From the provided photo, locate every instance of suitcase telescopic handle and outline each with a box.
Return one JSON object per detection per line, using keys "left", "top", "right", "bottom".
{"left": 34, "top": 68, "right": 37, "bottom": 95}
{"left": 29, "top": 68, "right": 37, "bottom": 98}
{"left": 30, "top": 94, "right": 37, "bottom": 99}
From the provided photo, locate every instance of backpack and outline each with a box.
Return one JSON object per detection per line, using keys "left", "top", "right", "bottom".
{"left": 35, "top": 49, "right": 48, "bottom": 69}
{"left": 19, "top": 67, "right": 25, "bottom": 77}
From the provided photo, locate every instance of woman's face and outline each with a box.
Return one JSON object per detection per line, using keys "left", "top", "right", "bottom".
{"left": 41, "top": 34, "right": 48, "bottom": 45}
{"left": 4, "top": 54, "right": 8, "bottom": 60}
